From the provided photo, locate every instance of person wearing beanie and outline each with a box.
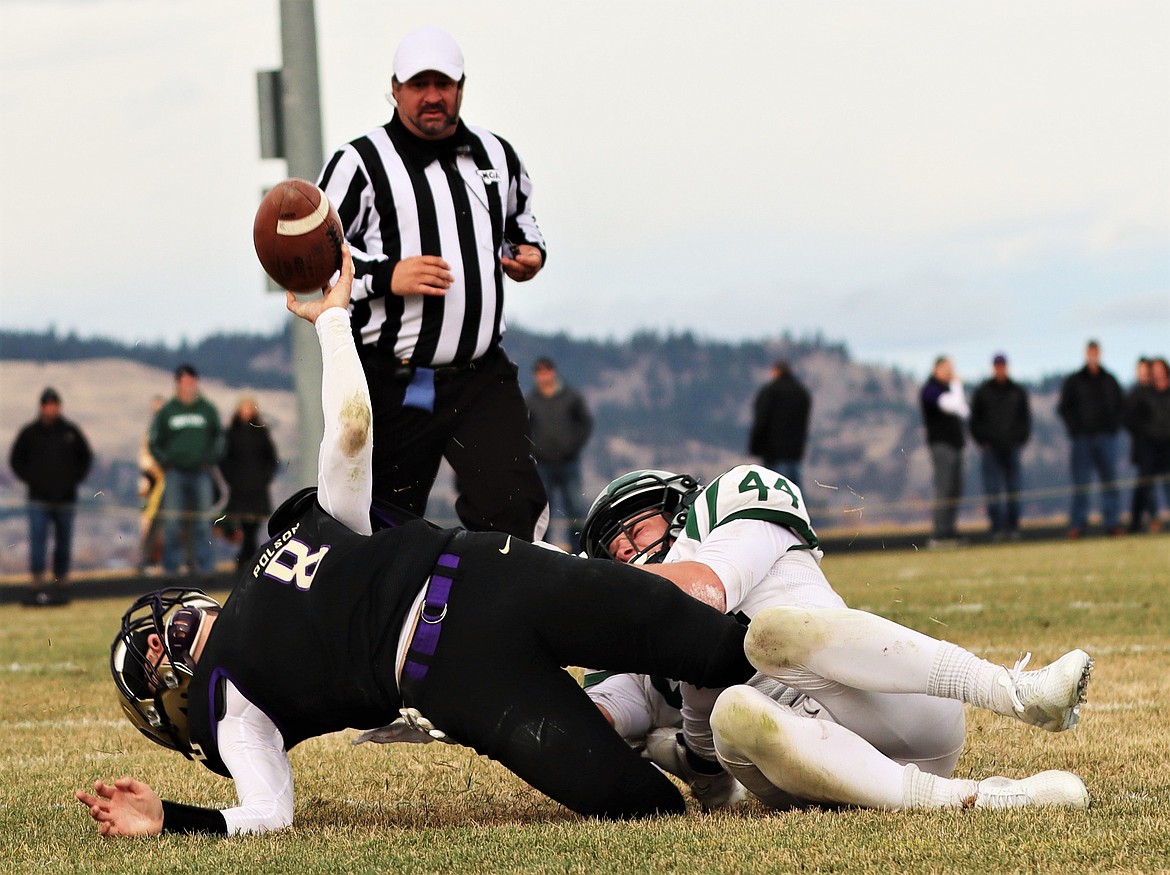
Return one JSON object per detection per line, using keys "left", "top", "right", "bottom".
{"left": 969, "top": 353, "right": 1031, "bottom": 540}
{"left": 8, "top": 386, "right": 93, "bottom": 605}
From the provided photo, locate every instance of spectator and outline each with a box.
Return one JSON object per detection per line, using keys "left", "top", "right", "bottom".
{"left": 920, "top": 356, "right": 969, "bottom": 547}
{"left": 525, "top": 357, "right": 593, "bottom": 547}
{"left": 219, "top": 396, "right": 280, "bottom": 568}
{"left": 149, "top": 364, "right": 224, "bottom": 576}
{"left": 748, "top": 360, "right": 812, "bottom": 488}
{"left": 8, "top": 387, "right": 92, "bottom": 606}
{"left": 318, "top": 25, "right": 548, "bottom": 540}
{"left": 1123, "top": 357, "right": 1154, "bottom": 533}
{"left": 1057, "top": 340, "right": 1124, "bottom": 538}
{"left": 969, "top": 353, "right": 1031, "bottom": 540}
{"left": 1124, "top": 356, "right": 1170, "bottom": 533}
{"left": 137, "top": 394, "right": 167, "bottom": 574}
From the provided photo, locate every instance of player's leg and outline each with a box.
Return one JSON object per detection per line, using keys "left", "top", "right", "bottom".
{"left": 745, "top": 606, "right": 1092, "bottom": 732}
{"left": 790, "top": 686, "right": 966, "bottom": 777}
{"left": 425, "top": 535, "right": 754, "bottom": 712}
{"left": 711, "top": 685, "right": 1088, "bottom": 810}
{"left": 510, "top": 538, "right": 755, "bottom": 689}
{"left": 414, "top": 539, "right": 721, "bottom": 818}
{"left": 422, "top": 656, "right": 687, "bottom": 819}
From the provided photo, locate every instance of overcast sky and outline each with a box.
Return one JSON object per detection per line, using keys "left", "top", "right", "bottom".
{"left": 1, "top": 0, "right": 1167, "bottom": 382}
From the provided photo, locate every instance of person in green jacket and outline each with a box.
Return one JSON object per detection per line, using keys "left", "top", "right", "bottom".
{"left": 148, "top": 364, "right": 223, "bottom": 575}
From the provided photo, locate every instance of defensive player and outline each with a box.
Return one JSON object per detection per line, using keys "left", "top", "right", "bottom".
{"left": 74, "top": 250, "right": 760, "bottom": 836}
{"left": 580, "top": 468, "right": 1092, "bottom": 810}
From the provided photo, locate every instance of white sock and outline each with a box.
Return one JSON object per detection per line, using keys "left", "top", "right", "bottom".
{"left": 903, "top": 763, "right": 979, "bottom": 809}
{"left": 926, "top": 641, "right": 1014, "bottom": 716}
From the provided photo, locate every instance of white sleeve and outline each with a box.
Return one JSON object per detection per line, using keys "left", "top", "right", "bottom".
{"left": 937, "top": 379, "right": 970, "bottom": 419}
{"left": 688, "top": 519, "right": 802, "bottom": 614}
{"left": 586, "top": 673, "right": 657, "bottom": 742}
{"left": 217, "top": 681, "right": 295, "bottom": 835}
{"left": 313, "top": 307, "right": 373, "bottom": 534}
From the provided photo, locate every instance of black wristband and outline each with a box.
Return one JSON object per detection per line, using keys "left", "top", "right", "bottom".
{"left": 160, "top": 799, "right": 229, "bottom": 835}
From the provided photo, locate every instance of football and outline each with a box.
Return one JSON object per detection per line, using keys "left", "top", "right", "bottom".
{"left": 253, "top": 179, "right": 344, "bottom": 292}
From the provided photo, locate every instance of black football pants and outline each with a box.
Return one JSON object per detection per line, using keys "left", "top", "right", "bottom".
{"left": 407, "top": 533, "right": 755, "bottom": 820}
{"left": 358, "top": 345, "right": 548, "bottom": 540}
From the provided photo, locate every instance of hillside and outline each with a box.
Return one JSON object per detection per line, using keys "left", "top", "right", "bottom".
{"left": 0, "top": 324, "right": 1088, "bottom": 573}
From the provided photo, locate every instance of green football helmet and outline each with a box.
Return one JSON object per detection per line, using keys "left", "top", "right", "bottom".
{"left": 110, "top": 587, "right": 220, "bottom": 758}
{"left": 580, "top": 469, "right": 700, "bottom": 563}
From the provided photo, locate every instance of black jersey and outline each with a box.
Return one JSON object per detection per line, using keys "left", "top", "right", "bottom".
{"left": 186, "top": 499, "right": 454, "bottom": 776}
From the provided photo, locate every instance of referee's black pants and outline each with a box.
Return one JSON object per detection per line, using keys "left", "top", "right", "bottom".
{"left": 359, "top": 345, "right": 548, "bottom": 540}
{"left": 407, "top": 533, "right": 755, "bottom": 820}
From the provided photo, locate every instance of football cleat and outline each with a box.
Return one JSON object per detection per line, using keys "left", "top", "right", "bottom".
{"left": 973, "top": 771, "right": 1089, "bottom": 809}
{"left": 643, "top": 728, "right": 748, "bottom": 810}
{"left": 1002, "top": 649, "right": 1094, "bottom": 731}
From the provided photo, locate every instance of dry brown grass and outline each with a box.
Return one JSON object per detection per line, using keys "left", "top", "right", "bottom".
{"left": 1, "top": 535, "right": 1167, "bottom": 873}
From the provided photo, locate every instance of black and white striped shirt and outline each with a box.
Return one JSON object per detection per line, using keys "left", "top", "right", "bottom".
{"left": 318, "top": 114, "right": 546, "bottom": 367}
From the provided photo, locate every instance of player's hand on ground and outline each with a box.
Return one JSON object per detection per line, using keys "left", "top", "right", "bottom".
{"left": 501, "top": 244, "right": 542, "bottom": 282}
{"left": 75, "top": 777, "right": 164, "bottom": 837}
{"left": 286, "top": 244, "right": 355, "bottom": 323}
{"left": 391, "top": 255, "right": 453, "bottom": 296}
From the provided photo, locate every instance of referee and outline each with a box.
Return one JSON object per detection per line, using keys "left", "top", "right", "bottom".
{"left": 318, "top": 25, "right": 548, "bottom": 540}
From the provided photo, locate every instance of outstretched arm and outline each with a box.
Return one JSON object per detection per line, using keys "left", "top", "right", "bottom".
{"left": 286, "top": 246, "right": 375, "bottom": 534}
{"left": 75, "top": 682, "right": 293, "bottom": 837}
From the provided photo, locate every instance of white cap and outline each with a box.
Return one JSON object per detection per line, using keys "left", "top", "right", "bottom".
{"left": 393, "top": 26, "right": 464, "bottom": 82}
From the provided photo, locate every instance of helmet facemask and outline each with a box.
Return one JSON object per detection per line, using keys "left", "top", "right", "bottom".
{"left": 110, "top": 588, "right": 220, "bottom": 758}
{"left": 580, "top": 470, "right": 700, "bottom": 563}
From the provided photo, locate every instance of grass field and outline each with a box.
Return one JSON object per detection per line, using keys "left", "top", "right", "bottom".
{"left": 2, "top": 536, "right": 1168, "bottom": 873}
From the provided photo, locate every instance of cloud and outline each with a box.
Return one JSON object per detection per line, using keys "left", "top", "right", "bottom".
{"left": 1, "top": 0, "right": 1167, "bottom": 381}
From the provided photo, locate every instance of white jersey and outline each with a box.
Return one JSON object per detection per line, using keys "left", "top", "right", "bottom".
{"left": 586, "top": 464, "right": 843, "bottom": 744}
{"left": 667, "top": 465, "right": 843, "bottom": 618}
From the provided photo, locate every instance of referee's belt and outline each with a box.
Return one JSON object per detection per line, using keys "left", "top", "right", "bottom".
{"left": 394, "top": 346, "right": 498, "bottom": 382}
{"left": 400, "top": 531, "right": 465, "bottom": 704}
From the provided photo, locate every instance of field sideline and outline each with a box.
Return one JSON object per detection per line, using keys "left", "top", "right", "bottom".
{"left": 1, "top": 536, "right": 1167, "bottom": 873}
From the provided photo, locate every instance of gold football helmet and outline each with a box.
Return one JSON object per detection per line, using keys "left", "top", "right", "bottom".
{"left": 110, "top": 587, "right": 220, "bottom": 758}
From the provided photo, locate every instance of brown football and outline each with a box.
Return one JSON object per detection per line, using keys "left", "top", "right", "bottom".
{"left": 253, "top": 179, "right": 344, "bottom": 292}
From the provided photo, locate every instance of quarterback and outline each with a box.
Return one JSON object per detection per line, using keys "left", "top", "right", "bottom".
{"left": 74, "top": 250, "right": 761, "bottom": 836}
{"left": 580, "top": 467, "right": 1092, "bottom": 810}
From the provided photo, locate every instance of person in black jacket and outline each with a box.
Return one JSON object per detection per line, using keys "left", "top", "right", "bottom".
{"left": 8, "top": 387, "right": 93, "bottom": 605}
{"left": 1057, "top": 340, "right": 1124, "bottom": 537}
{"left": 749, "top": 360, "right": 812, "bottom": 489}
{"left": 1124, "top": 356, "right": 1170, "bottom": 533}
{"left": 1123, "top": 358, "right": 1154, "bottom": 532}
{"left": 219, "top": 397, "right": 280, "bottom": 567}
{"left": 525, "top": 357, "right": 592, "bottom": 547}
{"left": 920, "top": 356, "right": 969, "bottom": 545}
{"left": 969, "top": 354, "right": 1031, "bottom": 540}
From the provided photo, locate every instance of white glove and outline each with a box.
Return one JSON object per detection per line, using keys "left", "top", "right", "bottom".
{"left": 642, "top": 728, "right": 748, "bottom": 810}
{"left": 351, "top": 708, "right": 454, "bottom": 746}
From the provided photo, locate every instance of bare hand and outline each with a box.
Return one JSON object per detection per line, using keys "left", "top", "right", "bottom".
{"left": 75, "top": 777, "right": 164, "bottom": 837}
{"left": 286, "top": 244, "right": 355, "bottom": 324}
{"left": 501, "top": 244, "right": 542, "bottom": 282}
{"left": 391, "top": 255, "right": 453, "bottom": 296}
